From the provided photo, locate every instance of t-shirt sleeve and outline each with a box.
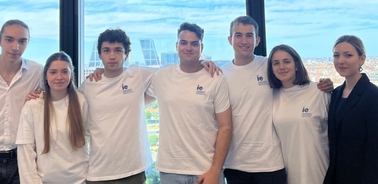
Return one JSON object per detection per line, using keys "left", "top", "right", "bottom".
{"left": 78, "top": 80, "right": 86, "bottom": 93}
{"left": 139, "top": 66, "right": 157, "bottom": 91}
{"left": 79, "top": 91, "right": 91, "bottom": 143}
{"left": 214, "top": 77, "right": 231, "bottom": 113}
{"left": 16, "top": 103, "right": 36, "bottom": 145}
{"left": 146, "top": 71, "right": 158, "bottom": 98}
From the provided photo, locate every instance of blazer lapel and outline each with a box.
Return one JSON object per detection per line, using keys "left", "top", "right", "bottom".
{"left": 335, "top": 74, "right": 369, "bottom": 124}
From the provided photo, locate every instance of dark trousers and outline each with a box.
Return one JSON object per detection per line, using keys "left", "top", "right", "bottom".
{"left": 224, "top": 168, "right": 287, "bottom": 184}
{"left": 0, "top": 158, "right": 20, "bottom": 184}
{"left": 86, "top": 171, "right": 146, "bottom": 184}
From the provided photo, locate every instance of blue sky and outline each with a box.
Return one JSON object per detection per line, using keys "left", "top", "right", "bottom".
{"left": 1, "top": 0, "right": 377, "bottom": 66}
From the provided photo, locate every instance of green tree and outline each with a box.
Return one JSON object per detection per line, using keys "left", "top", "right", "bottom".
{"left": 148, "top": 134, "right": 159, "bottom": 146}
{"left": 145, "top": 110, "right": 152, "bottom": 120}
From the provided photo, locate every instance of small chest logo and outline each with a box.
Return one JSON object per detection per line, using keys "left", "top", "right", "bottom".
{"left": 122, "top": 84, "right": 133, "bottom": 94}
{"left": 257, "top": 75, "right": 268, "bottom": 86}
{"left": 196, "top": 85, "right": 206, "bottom": 95}
{"left": 301, "top": 107, "right": 312, "bottom": 117}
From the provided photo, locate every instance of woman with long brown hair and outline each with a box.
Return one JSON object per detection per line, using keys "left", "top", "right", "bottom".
{"left": 16, "top": 51, "right": 89, "bottom": 183}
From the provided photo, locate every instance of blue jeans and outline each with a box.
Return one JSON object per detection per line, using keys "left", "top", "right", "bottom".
{"left": 0, "top": 158, "right": 20, "bottom": 184}
{"left": 160, "top": 171, "right": 225, "bottom": 184}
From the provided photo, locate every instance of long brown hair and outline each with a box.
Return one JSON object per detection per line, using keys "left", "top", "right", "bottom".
{"left": 42, "top": 51, "right": 85, "bottom": 154}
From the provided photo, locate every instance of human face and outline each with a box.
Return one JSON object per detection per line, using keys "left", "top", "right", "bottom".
{"left": 271, "top": 50, "right": 297, "bottom": 88}
{"left": 176, "top": 30, "right": 203, "bottom": 64}
{"left": 0, "top": 24, "right": 29, "bottom": 63}
{"left": 333, "top": 42, "right": 365, "bottom": 80}
{"left": 99, "top": 41, "right": 127, "bottom": 77}
{"left": 228, "top": 23, "right": 260, "bottom": 60}
{"left": 46, "top": 60, "right": 71, "bottom": 94}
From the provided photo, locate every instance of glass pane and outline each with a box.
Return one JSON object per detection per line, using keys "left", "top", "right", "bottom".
{"left": 265, "top": 1, "right": 378, "bottom": 86}
{"left": 0, "top": 1, "right": 59, "bottom": 65}
{"left": 82, "top": 1, "right": 246, "bottom": 183}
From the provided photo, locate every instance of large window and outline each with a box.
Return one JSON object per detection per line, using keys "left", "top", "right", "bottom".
{"left": 265, "top": 0, "right": 378, "bottom": 86}
{"left": 81, "top": 1, "right": 246, "bottom": 183}
{"left": 0, "top": 1, "right": 59, "bottom": 65}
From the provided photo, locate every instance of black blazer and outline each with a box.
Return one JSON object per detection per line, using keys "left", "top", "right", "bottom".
{"left": 324, "top": 73, "right": 378, "bottom": 184}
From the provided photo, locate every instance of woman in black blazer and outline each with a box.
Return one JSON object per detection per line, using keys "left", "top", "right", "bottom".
{"left": 324, "top": 35, "right": 378, "bottom": 184}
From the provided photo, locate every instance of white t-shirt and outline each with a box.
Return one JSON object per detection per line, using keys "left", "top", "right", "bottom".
{"left": 0, "top": 58, "right": 43, "bottom": 151}
{"left": 147, "top": 64, "right": 230, "bottom": 175}
{"left": 79, "top": 65, "right": 155, "bottom": 181}
{"left": 222, "top": 55, "right": 284, "bottom": 172}
{"left": 16, "top": 92, "right": 89, "bottom": 184}
{"left": 273, "top": 82, "right": 330, "bottom": 184}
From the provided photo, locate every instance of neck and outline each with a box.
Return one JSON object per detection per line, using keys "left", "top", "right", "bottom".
{"left": 104, "top": 68, "right": 123, "bottom": 78}
{"left": 282, "top": 82, "right": 294, "bottom": 89}
{"left": 179, "top": 61, "right": 203, "bottom": 73}
{"left": 50, "top": 89, "right": 67, "bottom": 101}
{"left": 345, "top": 73, "right": 362, "bottom": 91}
{"left": 0, "top": 56, "right": 22, "bottom": 74}
{"left": 233, "top": 54, "right": 254, "bottom": 66}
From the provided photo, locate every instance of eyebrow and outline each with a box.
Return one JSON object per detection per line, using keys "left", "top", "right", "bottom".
{"left": 179, "top": 40, "right": 200, "bottom": 43}
{"left": 102, "top": 47, "right": 123, "bottom": 49}
{"left": 4, "top": 36, "right": 29, "bottom": 40}
{"left": 234, "top": 32, "right": 254, "bottom": 35}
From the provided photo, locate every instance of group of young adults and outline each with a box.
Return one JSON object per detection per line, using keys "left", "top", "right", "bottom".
{"left": 0, "top": 14, "right": 377, "bottom": 184}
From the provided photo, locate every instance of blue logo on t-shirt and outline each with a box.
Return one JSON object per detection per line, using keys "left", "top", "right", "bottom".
{"left": 301, "top": 107, "right": 312, "bottom": 117}
{"left": 122, "top": 84, "right": 133, "bottom": 94}
{"left": 196, "top": 85, "right": 206, "bottom": 95}
{"left": 257, "top": 75, "right": 268, "bottom": 86}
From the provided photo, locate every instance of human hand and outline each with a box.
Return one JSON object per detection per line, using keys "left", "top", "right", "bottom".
{"left": 25, "top": 90, "right": 41, "bottom": 102}
{"left": 86, "top": 68, "right": 104, "bottom": 82}
{"left": 201, "top": 60, "right": 223, "bottom": 77}
{"left": 317, "top": 78, "right": 334, "bottom": 93}
{"left": 195, "top": 168, "right": 220, "bottom": 184}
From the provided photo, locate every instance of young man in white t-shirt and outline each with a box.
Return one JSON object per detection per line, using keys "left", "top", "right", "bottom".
{"left": 222, "top": 15, "right": 287, "bottom": 184}
{"left": 222, "top": 16, "right": 333, "bottom": 184}
{"left": 0, "top": 19, "right": 43, "bottom": 183}
{"left": 146, "top": 22, "right": 232, "bottom": 184}
{"left": 80, "top": 29, "right": 155, "bottom": 183}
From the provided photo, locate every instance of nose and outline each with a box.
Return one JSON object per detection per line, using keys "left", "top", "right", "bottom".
{"left": 56, "top": 72, "right": 64, "bottom": 79}
{"left": 185, "top": 44, "right": 193, "bottom": 51}
{"left": 109, "top": 51, "right": 116, "bottom": 59}
{"left": 241, "top": 35, "right": 248, "bottom": 44}
{"left": 337, "top": 55, "right": 346, "bottom": 64}
{"left": 11, "top": 42, "right": 20, "bottom": 51}
{"left": 279, "top": 62, "right": 285, "bottom": 69}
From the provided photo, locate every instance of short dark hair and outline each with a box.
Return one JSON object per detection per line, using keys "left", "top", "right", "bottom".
{"left": 0, "top": 19, "right": 30, "bottom": 42}
{"left": 177, "top": 22, "right": 204, "bottom": 41}
{"left": 267, "top": 44, "right": 310, "bottom": 89}
{"left": 333, "top": 35, "right": 366, "bottom": 56}
{"left": 229, "top": 16, "right": 259, "bottom": 37}
{"left": 97, "top": 28, "right": 131, "bottom": 55}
